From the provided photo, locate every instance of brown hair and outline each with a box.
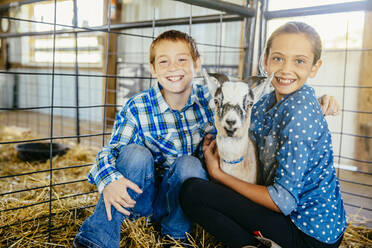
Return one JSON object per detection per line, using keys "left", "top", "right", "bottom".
{"left": 149, "top": 30, "right": 200, "bottom": 65}
{"left": 265, "top": 22, "right": 322, "bottom": 64}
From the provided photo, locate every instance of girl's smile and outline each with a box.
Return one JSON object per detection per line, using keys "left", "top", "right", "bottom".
{"left": 275, "top": 76, "right": 296, "bottom": 85}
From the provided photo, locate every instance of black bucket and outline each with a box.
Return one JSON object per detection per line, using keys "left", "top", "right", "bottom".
{"left": 15, "top": 142, "right": 69, "bottom": 162}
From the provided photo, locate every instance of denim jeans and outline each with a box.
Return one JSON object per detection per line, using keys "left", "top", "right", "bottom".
{"left": 74, "top": 144, "right": 207, "bottom": 248}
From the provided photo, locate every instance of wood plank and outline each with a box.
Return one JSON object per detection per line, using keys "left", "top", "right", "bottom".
{"left": 355, "top": 6, "right": 372, "bottom": 171}
{"left": 102, "top": 0, "right": 122, "bottom": 128}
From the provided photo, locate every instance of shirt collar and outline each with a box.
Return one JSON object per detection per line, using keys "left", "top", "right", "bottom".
{"left": 151, "top": 81, "right": 200, "bottom": 115}
{"left": 265, "top": 91, "right": 278, "bottom": 117}
{"left": 265, "top": 85, "right": 309, "bottom": 117}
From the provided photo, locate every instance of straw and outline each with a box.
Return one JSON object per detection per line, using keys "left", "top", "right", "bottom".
{"left": 0, "top": 125, "right": 370, "bottom": 247}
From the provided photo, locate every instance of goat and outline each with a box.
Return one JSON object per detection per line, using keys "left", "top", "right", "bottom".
{"left": 202, "top": 69, "right": 271, "bottom": 184}
{"left": 203, "top": 70, "right": 281, "bottom": 247}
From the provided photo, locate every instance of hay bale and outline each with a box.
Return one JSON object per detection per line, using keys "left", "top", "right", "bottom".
{"left": 0, "top": 125, "right": 370, "bottom": 247}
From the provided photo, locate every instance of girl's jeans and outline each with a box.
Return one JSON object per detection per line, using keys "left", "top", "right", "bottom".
{"left": 74, "top": 144, "right": 207, "bottom": 248}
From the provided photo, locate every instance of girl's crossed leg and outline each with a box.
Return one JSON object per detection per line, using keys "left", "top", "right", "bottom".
{"left": 180, "top": 178, "right": 343, "bottom": 248}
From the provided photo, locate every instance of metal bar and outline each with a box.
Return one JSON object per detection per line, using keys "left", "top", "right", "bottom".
{"left": 0, "top": 132, "right": 112, "bottom": 145}
{"left": 242, "top": 0, "right": 258, "bottom": 78}
{"left": 340, "top": 179, "right": 372, "bottom": 188}
{"left": 0, "top": 0, "right": 50, "bottom": 11}
{"left": 258, "top": 0, "right": 268, "bottom": 60}
{"left": 0, "top": 190, "right": 97, "bottom": 214}
{"left": 342, "top": 191, "right": 372, "bottom": 200}
{"left": 102, "top": 0, "right": 112, "bottom": 146}
{"left": 0, "top": 178, "right": 88, "bottom": 197}
{"left": 48, "top": 0, "right": 57, "bottom": 241}
{"left": 0, "top": 163, "right": 93, "bottom": 180}
{"left": 73, "top": 0, "right": 80, "bottom": 144}
{"left": 310, "top": 84, "right": 372, "bottom": 89}
{"left": 173, "top": 0, "right": 256, "bottom": 17}
{"left": 0, "top": 105, "right": 116, "bottom": 110}
{"left": 344, "top": 202, "right": 372, "bottom": 212}
{"left": 0, "top": 14, "right": 243, "bottom": 39}
{"left": 0, "top": 70, "right": 152, "bottom": 79}
{"left": 265, "top": 1, "right": 372, "bottom": 20}
{"left": 3, "top": 71, "right": 372, "bottom": 88}
{"left": 335, "top": 155, "right": 372, "bottom": 164}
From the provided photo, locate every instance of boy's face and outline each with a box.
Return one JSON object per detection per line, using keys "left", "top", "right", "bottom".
{"left": 150, "top": 40, "right": 201, "bottom": 97}
{"left": 264, "top": 33, "right": 322, "bottom": 102}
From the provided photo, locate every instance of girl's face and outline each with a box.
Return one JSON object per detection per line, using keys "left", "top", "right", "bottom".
{"left": 264, "top": 33, "right": 322, "bottom": 102}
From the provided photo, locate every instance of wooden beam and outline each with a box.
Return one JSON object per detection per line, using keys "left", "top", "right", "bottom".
{"left": 355, "top": 5, "right": 372, "bottom": 171}
{"left": 0, "top": 10, "right": 9, "bottom": 70}
{"left": 103, "top": 0, "right": 121, "bottom": 128}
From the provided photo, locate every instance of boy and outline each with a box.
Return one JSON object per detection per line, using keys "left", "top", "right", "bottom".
{"left": 73, "top": 30, "right": 215, "bottom": 248}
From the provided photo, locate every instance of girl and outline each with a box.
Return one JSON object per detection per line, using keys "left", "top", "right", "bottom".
{"left": 180, "top": 22, "right": 347, "bottom": 248}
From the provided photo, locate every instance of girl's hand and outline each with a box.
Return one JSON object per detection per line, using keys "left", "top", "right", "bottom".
{"left": 318, "top": 94, "right": 340, "bottom": 116}
{"left": 102, "top": 177, "right": 142, "bottom": 221}
{"left": 203, "top": 134, "right": 221, "bottom": 179}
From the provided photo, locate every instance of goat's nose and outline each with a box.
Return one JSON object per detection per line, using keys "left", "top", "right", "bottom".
{"left": 226, "top": 119, "right": 236, "bottom": 127}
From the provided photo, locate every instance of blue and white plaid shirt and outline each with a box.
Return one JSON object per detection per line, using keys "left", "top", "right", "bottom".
{"left": 88, "top": 81, "right": 216, "bottom": 193}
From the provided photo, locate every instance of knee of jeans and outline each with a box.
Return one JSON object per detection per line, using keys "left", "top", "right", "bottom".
{"left": 116, "top": 144, "right": 154, "bottom": 173}
{"left": 173, "top": 156, "right": 207, "bottom": 182}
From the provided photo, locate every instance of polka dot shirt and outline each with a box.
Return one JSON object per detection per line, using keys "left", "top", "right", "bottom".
{"left": 250, "top": 85, "right": 347, "bottom": 244}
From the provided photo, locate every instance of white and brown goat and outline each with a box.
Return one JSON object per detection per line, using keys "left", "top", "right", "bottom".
{"left": 202, "top": 69, "right": 270, "bottom": 184}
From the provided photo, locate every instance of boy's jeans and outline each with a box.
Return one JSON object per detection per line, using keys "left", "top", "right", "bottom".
{"left": 74, "top": 144, "right": 208, "bottom": 248}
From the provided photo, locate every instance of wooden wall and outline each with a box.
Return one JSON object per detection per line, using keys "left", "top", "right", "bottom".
{"left": 356, "top": 7, "right": 372, "bottom": 171}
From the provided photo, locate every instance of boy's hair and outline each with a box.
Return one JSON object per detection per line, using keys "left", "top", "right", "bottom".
{"left": 149, "top": 30, "right": 200, "bottom": 65}
{"left": 265, "top": 21, "right": 322, "bottom": 64}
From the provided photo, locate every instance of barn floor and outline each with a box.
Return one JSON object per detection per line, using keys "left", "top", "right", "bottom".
{"left": 0, "top": 110, "right": 371, "bottom": 247}
{"left": 2, "top": 110, "right": 371, "bottom": 220}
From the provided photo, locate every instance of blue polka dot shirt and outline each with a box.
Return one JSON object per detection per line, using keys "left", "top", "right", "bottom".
{"left": 250, "top": 85, "right": 347, "bottom": 244}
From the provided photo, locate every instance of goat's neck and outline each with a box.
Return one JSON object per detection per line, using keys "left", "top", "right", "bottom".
{"left": 217, "top": 129, "right": 249, "bottom": 164}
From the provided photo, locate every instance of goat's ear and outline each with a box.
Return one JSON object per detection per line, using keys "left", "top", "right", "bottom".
{"left": 208, "top": 73, "right": 229, "bottom": 84}
{"left": 242, "top": 76, "right": 267, "bottom": 88}
{"left": 246, "top": 74, "right": 274, "bottom": 103}
{"left": 243, "top": 94, "right": 254, "bottom": 112}
{"left": 202, "top": 68, "right": 220, "bottom": 97}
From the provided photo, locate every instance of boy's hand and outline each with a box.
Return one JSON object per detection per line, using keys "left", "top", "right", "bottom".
{"left": 318, "top": 94, "right": 340, "bottom": 116}
{"left": 203, "top": 134, "right": 221, "bottom": 178}
{"left": 102, "top": 177, "right": 142, "bottom": 221}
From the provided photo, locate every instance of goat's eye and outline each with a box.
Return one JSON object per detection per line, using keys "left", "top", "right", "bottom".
{"left": 245, "top": 101, "right": 253, "bottom": 110}
{"left": 214, "top": 99, "right": 219, "bottom": 105}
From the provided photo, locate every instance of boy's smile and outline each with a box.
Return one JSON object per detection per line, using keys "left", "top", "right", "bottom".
{"left": 150, "top": 40, "right": 201, "bottom": 108}
{"left": 264, "top": 33, "right": 322, "bottom": 102}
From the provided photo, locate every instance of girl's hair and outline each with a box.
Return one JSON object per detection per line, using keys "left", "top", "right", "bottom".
{"left": 265, "top": 22, "right": 322, "bottom": 64}
{"left": 149, "top": 30, "right": 200, "bottom": 65}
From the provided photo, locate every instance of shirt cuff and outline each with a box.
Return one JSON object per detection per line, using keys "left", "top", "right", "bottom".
{"left": 268, "top": 183, "right": 297, "bottom": 216}
{"left": 88, "top": 170, "right": 124, "bottom": 194}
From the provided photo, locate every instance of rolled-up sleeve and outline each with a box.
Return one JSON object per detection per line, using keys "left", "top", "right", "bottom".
{"left": 268, "top": 183, "right": 297, "bottom": 215}
{"left": 88, "top": 104, "right": 142, "bottom": 193}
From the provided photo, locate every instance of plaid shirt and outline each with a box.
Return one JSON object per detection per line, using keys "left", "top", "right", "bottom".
{"left": 88, "top": 81, "right": 216, "bottom": 193}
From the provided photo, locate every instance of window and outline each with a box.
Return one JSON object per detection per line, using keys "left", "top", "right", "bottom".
{"left": 31, "top": 0, "right": 104, "bottom": 65}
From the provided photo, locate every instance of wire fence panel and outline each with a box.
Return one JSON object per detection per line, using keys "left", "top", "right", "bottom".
{"left": 0, "top": 0, "right": 371, "bottom": 247}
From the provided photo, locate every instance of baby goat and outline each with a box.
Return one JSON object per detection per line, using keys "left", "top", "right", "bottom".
{"left": 202, "top": 69, "right": 269, "bottom": 184}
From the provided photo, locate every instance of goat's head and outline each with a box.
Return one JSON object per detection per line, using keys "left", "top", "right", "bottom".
{"left": 202, "top": 69, "right": 267, "bottom": 138}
